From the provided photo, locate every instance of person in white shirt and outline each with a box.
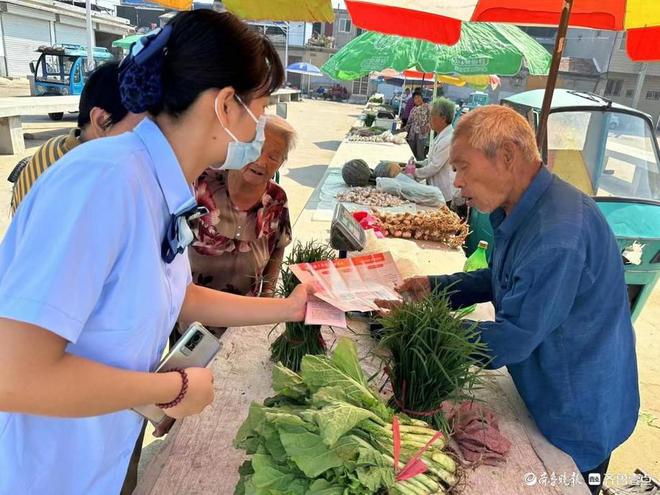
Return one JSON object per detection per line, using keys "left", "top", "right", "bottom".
{"left": 412, "top": 97, "right": 458, "bottom": 207}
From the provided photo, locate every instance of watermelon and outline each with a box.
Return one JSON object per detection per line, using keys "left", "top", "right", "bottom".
{"left": 342, "top": 159, "right": 372, "bottom": 187}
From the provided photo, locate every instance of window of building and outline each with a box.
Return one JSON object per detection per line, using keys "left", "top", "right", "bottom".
{"left": 605, "top": 79, "right": 623, "bottom": 97}
{"left": 352, "top": 75, "right": 369, "bottom": 95}
{"left": 626, "top": 89, "right": 634, "bottom": 98}
{"left": 646, "top": 91, "right": 660, "bottom": 100}
{"left": 339, "top": 18, "right": 351, "bottom": 33}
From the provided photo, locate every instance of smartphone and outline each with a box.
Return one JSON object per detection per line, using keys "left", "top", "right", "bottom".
{"left": 132, "top": 322, "right": 221, "bottom": 425}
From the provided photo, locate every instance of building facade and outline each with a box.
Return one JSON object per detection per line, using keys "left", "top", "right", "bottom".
{"left": 0, "top": 0, "right": 132, "bottom": 77}
{"left": 251, "top": 8, "right": 374, "bottom": 102}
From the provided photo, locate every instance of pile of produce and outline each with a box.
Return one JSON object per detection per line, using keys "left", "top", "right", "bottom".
{"left": 373, "top": 161, "right": 403, "bottom": 179}
{"left": 337, "top": 187, "right": 409, "bottom": 207}
{"left": 235, "top": 338, "right": 460, "bottom": 495}
{"left": 347, "top": 130, "right": 408, "bottom": 144}
{"left": 341, "top": 160, "right": 403, "bottom": 189}
{"left": 349, "top": 126, "right": 390, "bottom": 137}
{"left": 373, "top": 209, "right": 469, "bottom": 248}
{"left": 378, "top": 291, "right": 491, "bottom": 434}
{"left": 270, "top": 241, "right": 336, "bottom": 372}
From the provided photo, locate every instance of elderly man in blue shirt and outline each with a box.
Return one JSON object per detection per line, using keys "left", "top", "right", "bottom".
{"left": 393, "top": 105, "right": 640, "bottom": 494}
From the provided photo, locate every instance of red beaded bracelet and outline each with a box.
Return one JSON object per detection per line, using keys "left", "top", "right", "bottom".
{"left": 156, "top": 368, "right": 188, "bottom": 409}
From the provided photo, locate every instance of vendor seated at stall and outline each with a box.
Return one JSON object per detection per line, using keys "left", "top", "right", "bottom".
{"left": 381, "top": 105, "right": 640, "bottom": 495}
{"left": 175, "top": 115, "right": 295, "bottom": 339}
{"left": 410, "top": 97, "right": 458, "bottom": 206}
{"left": 9, "top": 62, "right": 144, "bottom": 214}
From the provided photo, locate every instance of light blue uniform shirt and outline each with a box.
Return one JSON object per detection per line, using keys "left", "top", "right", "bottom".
{"left": 0, "top": 118, "right": 193, "bottom": 494}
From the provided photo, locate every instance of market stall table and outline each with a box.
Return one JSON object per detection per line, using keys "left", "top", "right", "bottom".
{"left": 134, "top": 323, "right": 589, "bottom": 495}
{"left": 134, "top": 139, "right": 590, "bottom": 495}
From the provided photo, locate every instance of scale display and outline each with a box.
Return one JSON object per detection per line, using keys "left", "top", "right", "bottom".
{"left": 330, "top": 203, "right": 366, "bottom": 252}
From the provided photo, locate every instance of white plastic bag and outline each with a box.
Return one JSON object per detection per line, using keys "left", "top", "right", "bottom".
{"left": 376, "top": 174, "right": 445, "bottom": 206}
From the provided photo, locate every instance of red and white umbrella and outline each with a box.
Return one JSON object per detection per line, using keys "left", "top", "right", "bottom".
{"left": 344, "top": 0, "right": 660, "bottom": 61}
{"left": 345, "top": 0, "right": 660, "bottom": 146}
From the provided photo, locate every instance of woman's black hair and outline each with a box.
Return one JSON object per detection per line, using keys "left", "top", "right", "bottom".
{"left": 78, "top": 62, "right": 128, "bottom": 128}
{"left": 151, "top": 10, "right": 284, "bottom": 117}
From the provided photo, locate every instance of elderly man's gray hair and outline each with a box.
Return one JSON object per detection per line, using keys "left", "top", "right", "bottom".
{"left": 430, "top": 97, "right": 456, "bottom": 125}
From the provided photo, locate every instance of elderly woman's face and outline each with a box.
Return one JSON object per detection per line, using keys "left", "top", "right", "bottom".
{"left": 430, "top": 114, "right": 448, "bottom": 133}
{"left": 413, "top": 95, "right": 423, "bottom": 106}
{"left": 239, "top": 127, "right": 287, "bottom": 187}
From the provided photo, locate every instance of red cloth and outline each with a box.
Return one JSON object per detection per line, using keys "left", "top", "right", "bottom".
{"left": 353, "top": 211, "right": 385, "bottom": 238}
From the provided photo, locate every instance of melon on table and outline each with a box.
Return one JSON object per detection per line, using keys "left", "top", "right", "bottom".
{"left": 373, "top": 161, "right": 402, "bottom": 179}
{"left": 342, "top": 159, "right": 372, "bottom": 187}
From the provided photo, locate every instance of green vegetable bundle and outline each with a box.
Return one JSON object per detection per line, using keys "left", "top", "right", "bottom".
{"left": 271, "top": 241, "right": 336, "bottom": 372}
{"left": 378, "top": 290, "right": 491, "bottom": 433}
{"left": 235, "top": 338, "right": 459, "bottom": 495}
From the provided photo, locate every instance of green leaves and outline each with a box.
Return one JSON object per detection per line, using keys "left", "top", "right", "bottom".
{"left": 235, "top": 338, "right": 457, "bottom": 495}
{"left": 330, "top": 337, "right": 369, "bottom": 387}
{"left": 272, "top": 363, "right": 308, "bottom": 400}
{"left": 314, "top": 402, "right": 378, "bottom": 446}
{"left": 250, "top": 454, "right": 308, "bottom": 495}
{"left": 305, "top": 480, "right": 344, "bottom": 495}
{"left": 301, "top": 340, "right": 391, "bottom": 421}
{"left": 378, "top": 289, "right": 491, "bottom": 432}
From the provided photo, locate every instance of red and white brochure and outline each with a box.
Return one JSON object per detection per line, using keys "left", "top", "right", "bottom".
{"left": 291, "top": 252, "right": 403, "bottom": 326}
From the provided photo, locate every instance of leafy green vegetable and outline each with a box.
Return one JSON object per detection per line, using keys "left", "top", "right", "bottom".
{"left": 305, "top": 479, "right": 344, "bottom": 495}
{"left": 272, "top": 364, "right": 308, "bottom": 399}
{"left": 301, "top": 339, "right": 391, "bottom": 421}
{"left": 235, "top": 338, "right": 459, "bottom": 495}
{"left": 314, "top": 402, "right": 378, "bottom": 446}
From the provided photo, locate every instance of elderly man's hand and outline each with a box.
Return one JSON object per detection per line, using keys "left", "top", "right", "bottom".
{"left": 396, "top": 276, "right": 432, "bottom": 301}
{"left": 374, "top": 276, "right": 432, "bottom": 314}
{"left": 373, "top": 298, "right": 402, "bottom": 314}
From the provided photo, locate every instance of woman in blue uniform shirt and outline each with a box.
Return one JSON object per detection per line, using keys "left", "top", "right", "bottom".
{"left": 0, "top": 10, "right": 312, "bottom": 495}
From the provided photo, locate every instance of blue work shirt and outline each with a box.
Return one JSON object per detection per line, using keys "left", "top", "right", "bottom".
{"left": 0, "top": 118, "right": 193, "bottom": 494}
{"left": 430, "top": 167, "right": 639, "bottom": 472}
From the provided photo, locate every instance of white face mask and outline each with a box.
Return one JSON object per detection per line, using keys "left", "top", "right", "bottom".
{"left": 214, "top": 94, "right": 266, "bottom": 170}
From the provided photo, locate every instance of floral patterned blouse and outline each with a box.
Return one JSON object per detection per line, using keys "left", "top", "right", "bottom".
{"left": 405, "top": 103, "right": 431, "bottom": 140}
{"left": 189, "top": 169, "right": 292, "bottom": 300}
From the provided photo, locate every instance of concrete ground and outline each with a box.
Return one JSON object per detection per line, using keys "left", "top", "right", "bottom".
{"left": 0, "top": 89, "right": 657, "bottom": 486}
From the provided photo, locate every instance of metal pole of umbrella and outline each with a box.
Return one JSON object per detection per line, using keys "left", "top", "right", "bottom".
{"left": 398, "top": 75, "right": 406, "bottom": 117}
{"left": 85, "top": 0, "right": 95, "bottom": 72}
{"left": 536, "top": 0, "right": 575, "bottom": 152}
{"left": 284, "top": 22, "right": 289, "bottom": 84}
{"left": 430, "top": 57, "right": 439, "bottom": 140}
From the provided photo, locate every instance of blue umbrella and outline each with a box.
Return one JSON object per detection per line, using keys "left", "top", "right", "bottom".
{"left": 286, "top": 62, "right": 323, "bottom": 95}
{"left": 286, "top": 62, "right": 323, "bottom": 76}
